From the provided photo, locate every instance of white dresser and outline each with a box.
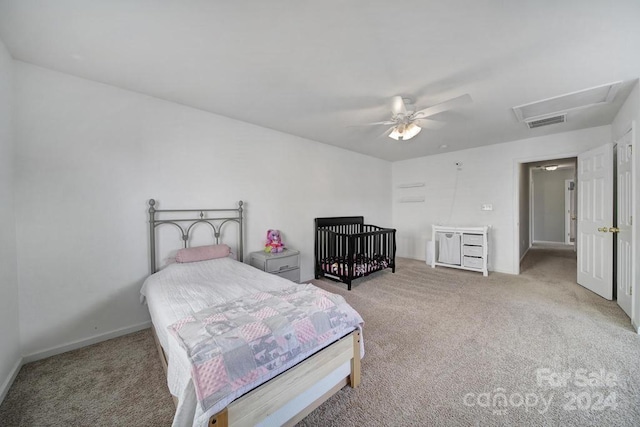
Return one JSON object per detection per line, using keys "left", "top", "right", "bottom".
{"left": 431, "top": 225, "right": 489, "bottom": 276}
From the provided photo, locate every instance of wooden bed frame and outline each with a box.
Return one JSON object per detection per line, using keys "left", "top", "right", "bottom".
{"left": 147, "top": 199, "right": 362, "bottom": 426}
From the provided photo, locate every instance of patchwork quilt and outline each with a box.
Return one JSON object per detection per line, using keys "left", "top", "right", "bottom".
{"left": 168, "top": 284, "right": 363, "bottom": 413}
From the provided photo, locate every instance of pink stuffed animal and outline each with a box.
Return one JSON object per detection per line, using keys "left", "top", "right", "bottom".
{"left": 264, "top": 229, "right": 285, "bottom": 253}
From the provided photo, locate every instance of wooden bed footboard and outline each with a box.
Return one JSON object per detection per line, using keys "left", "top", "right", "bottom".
{"left": 208, "top": 330, "right": 361, "bottom": 427}
{"left": 152, "top": 325, "right": 361, "bottom": 427}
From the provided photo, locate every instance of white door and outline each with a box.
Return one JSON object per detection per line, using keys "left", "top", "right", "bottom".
{"left": 617, "top": 132, "right": 633, "bottom": 317}
{"left": 577, "top": 143, "right": 614, "bottom": 300}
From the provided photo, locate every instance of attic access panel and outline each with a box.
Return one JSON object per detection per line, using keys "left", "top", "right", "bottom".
{"left": 513, "top": 81, "right": 622, "bottom": 123}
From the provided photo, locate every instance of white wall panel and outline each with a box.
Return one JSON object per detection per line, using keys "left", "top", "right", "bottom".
{"left": 0, "top": 37, "right": 20, "bottom": 401}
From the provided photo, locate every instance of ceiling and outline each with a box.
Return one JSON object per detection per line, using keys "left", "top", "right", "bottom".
{"left": 0, "top": 0, "right": 638, "bottom": 162}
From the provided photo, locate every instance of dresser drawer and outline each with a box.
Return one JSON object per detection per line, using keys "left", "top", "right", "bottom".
{"left": 265, "top": 253, "right": 299, "bottom": 273}
{"left": 463, "top": 233, "right": 483, "bottom": 245}
{"left": 463, "top": 256, "right": 483, "bottom": 269}
{"left": 463, "top": 245, "right": 483, "bottom": 257}
{"left": 273, "top": 267, "right": 300, "bottom": 283}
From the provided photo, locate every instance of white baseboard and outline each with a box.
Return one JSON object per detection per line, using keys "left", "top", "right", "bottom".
{"left": 0, "top": 357, "right": 23, "bottom": 404}
{"left": 22, "top": 320, "right": 152, "bottom": 364}
{"left": 532, "top": 240, "right": 572, "bottom": 246}
{"left": 520, "top": 246, "right": 531, "bottom": 264}
{"left": 633, "top": 320, "right": 640, "bottom": 335}
{"left": 491, "top": 267, "right": 514, "bottom": 275}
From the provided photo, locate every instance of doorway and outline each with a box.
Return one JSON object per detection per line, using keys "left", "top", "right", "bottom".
{"left": 516, "top": 157, "right": 577, "bottom": 268}
{"left": 529, "top": 158, "right": 577, "bottom": 247}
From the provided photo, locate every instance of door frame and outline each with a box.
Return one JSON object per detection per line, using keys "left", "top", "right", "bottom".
{"left": 632, "top": 122, "right": 638, "bottom": 331}
{"left": 512, "top": 151, "right": 581, "bottom": 274}
{"left": 565, "top": 179, "right": 576, "bottom": 245}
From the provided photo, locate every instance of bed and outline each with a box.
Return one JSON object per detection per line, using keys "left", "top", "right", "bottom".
{"left": 141, "top": 200, "right": 364, "bottom": 427}
{"left": 314, "top": 216, "right": 397, "bottom": 290}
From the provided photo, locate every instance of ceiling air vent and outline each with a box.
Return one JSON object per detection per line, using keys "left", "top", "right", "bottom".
{"left": 526, "top": 114, "right": 566, "bottom": 129}
{"left": 513, "top": 81, "right": 622, "bottom": 128}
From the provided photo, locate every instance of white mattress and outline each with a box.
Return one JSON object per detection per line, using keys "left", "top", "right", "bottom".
{"left": 140, "top": 257, "right": 360, "bottom": 427}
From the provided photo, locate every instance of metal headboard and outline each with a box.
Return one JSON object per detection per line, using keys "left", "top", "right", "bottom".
{"left": 148, "top": 199, "right": 244, "bottom": 274}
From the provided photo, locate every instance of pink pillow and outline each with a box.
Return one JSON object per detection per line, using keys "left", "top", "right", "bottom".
{"left": 175, "top": 244, "right": 230, "bottom": 263}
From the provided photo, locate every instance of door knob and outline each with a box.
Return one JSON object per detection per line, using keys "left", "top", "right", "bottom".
{"left": 597, "top": 227, "right": 608, "bottom": 232}
{"left": 609, "top": 227, "right": 620, "bottom": 233}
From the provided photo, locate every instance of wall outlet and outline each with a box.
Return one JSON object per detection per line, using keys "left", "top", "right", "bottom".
{"left": 481, "top": 204, "right": 493, "bottom": 211}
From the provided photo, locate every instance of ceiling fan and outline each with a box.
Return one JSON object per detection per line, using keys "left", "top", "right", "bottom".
{"left": 367, "top": 94, "right": 472, "bottom": 141}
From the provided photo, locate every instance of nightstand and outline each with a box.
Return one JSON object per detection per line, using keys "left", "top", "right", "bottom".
{"left": 249, "top": 249, "right": 300, "bottom": 283}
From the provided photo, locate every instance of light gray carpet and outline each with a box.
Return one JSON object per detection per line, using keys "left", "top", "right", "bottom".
{"left": 302, "top": 248, "right": 640, "bottom": 426}
{"left": 0, "top": 329, "right": 175, "bottom": 426}
{"left": 2, "top": 248, "right": 639, "bottom": 426}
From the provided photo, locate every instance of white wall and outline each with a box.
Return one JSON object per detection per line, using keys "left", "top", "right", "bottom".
{"left": 611, "top": 80, "right": 640, "bottom": 331}
{"left": 13, "top": 62, "right": 392, "bottom": 357}
{"left": 392, "top": 125, "right": 611, "bottom": 274}
{"left": 0, "top": 38, "right": 20, "bottom": 400}
{"left": 531, "top": 168, "right": 574, "bottom": 243}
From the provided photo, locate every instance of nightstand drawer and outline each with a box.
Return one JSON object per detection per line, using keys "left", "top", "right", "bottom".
{"left": 265, "top": 253, "right": 299, "bottom": 273}
{"left": 249, "top": 249, "right": 301, "bottom": 280}
{"left": 273, "top": 267, "right": 300, "bottom": 283}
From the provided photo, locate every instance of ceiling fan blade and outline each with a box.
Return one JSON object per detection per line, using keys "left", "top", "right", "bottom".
{"left": 365, "top": 120, "right": 397, "bottom": 126}
{"left": 413, "top": 93, "right": 472, "bottom": 118}
{"left": 378, "top": 125, "right": 396, "bottom": 138}
{"left": 414, "top": 118, "right": 446, "bottom": 130}
{"left": 348, "top": 120, "right": 397, "bottom": 127}
{"left": 391, "top": 95, "right": 407, "bottom": 115}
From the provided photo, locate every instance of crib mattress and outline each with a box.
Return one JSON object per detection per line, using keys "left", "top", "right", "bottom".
{"left": 320, "top": 254, "right": 391, "bottom": 278}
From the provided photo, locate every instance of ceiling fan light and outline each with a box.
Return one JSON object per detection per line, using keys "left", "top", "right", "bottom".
{"left": 388, "top": 123, "right": 421, "bottom": 141}
{"left": 388, "top": 128, "right": 402, "bottom": 140}
{"left": 544, "top": 165, "right": 559, "bottom": 171}
{"left": 404, "top": 123, "right": 422, "bottom": 139}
